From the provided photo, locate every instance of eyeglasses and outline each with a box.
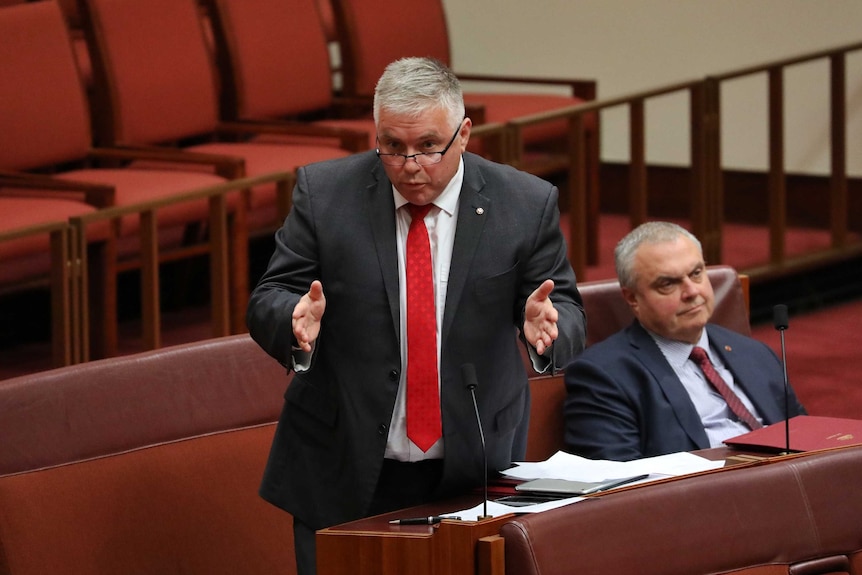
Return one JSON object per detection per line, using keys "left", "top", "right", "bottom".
{"left": 375, "top": 122, "right": 462, "bottom": 167}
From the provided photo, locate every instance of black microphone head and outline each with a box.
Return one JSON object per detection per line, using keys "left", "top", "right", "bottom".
{"left": 461, "top": 363, "right": 478, "bottom": 391}
{"left": 773, "top": 304, "right": 789, "bottom": 331}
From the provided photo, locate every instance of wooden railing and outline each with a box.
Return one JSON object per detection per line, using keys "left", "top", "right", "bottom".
{"left": 505, "top": 40, "right": 862, "bottom": 281}
{"left": 707, "top": 40, "right": 862, "bottom": 279}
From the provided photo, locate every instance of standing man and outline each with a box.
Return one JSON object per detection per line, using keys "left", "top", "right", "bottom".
{"left": 247, "top": 57, "right": 586, "bottom": 575}
{"left": 564, "top": 221, "right": 805, "bottom": 461}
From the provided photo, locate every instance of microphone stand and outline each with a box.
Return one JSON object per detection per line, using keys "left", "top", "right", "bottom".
{"left": 773, "top": 304, "right": 791, "bottom": 454}
{"left": 463, "top": 364, "right": 491, "bottom": 520}
{"left": 779, "top": 326, "right": 790, "bottom": 454}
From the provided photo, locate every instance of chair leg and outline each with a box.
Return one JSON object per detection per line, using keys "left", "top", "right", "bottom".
{"left": 209, "top": 193, "right": 232, "bottom": 337}
{"left": 139, "top": 210, "right": 161, "bottom": 350}
{"left": 48, "top": 226, "right": 73, "bottom": 367}
{"left": 87, "top": 231, "right": 119, "bottom": 359}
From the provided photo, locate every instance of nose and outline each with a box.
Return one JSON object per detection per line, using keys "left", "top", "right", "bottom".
{"left": 680, "top": 277, "right": 700, "bottom": 299}
{"left": 401, "top": 156, "right": 423, "bottom": 173}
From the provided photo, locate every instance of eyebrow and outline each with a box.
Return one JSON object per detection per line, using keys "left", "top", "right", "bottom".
{"left": 379, "top": 130, "right": 443, "bottom": 143}
{"left": 650, "top": 262, "right": 704, "bottom": 286}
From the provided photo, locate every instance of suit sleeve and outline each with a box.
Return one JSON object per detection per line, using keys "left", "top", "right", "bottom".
{"left": 246, "top": 169, "right": 319, "bottom": 368}
{"left": 563, "top": 354, "right": 646, "bottom": 461}
{"left": 520, "top": 184, "right": 586, "bottom": 372}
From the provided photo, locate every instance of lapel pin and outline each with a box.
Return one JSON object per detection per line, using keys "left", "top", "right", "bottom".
{"left": 476, "top": 207, "right": 484, "bottom": 215}
{"left": 724, "top": 345, "right": 732, "bottom": 351}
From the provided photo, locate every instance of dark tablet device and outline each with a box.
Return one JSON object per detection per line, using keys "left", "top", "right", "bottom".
{"left": 514, "top": 474, "right": 649, "bottom": 496}
{"left": 494, "top": 494, "right": 565, "bottom": 507}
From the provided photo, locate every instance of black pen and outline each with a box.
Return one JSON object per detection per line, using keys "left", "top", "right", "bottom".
{"left": 389, "top": 515, "right": 461, "bottom": 525}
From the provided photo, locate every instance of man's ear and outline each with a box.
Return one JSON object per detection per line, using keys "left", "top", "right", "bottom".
{"left": 459, "top": 117, "right": 472, "bottom": 151}
{"left": 621, "top": 287, "right": 638, "bottom": 313}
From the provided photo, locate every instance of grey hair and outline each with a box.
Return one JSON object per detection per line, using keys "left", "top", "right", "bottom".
{"left": 373, "top": 57, "right": 465, "bottom": 132}
{"left": 614, "top": 221, "right": 703, "bottom": 289}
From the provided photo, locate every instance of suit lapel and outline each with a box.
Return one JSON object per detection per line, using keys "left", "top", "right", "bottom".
{"left": 442, "top": 158, "right": 489, "bottom": 343}
{"left": 366, "top": 164, "right": 401, "bottom": 337}
{"left": 627, "top": 323, "right": 711, "bottom": 449}
{"left": 708, "top": 326, "right": 783, "bottom": 423}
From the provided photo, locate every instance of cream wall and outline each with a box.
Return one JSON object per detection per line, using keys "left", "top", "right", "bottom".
{"left": 443, "top": 0, "right": 862, "bottom": 175}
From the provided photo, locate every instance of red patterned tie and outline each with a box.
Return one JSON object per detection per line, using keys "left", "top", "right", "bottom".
{"left": 405, "top": 204, "right": 441, "bottom": 451}
{"left": 690, "top": 346, "right": 762, "bottom": 430}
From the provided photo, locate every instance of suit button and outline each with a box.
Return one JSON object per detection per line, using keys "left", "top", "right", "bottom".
{"left": 388, "top": 370, "right": 399, "bottom": 381}
{"left": 378, "top": 424, "right": 388, "bottom": 435}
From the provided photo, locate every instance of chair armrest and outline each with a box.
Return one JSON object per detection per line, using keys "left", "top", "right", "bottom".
{"left": 0, "top": 171, "right": 115, "bottom": 208}
{"left": 217, "top": 120, "right": 370, "bottom": 153}
{"left": 88, "top": 146, "right": 246, "bottom": 180}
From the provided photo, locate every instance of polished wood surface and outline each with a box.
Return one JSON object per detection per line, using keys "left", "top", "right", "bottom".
{"left": 316, "top": 447, "right": 784, "bottom": 574}
{"left": 317, "top": 495, "right": 514, "bottom": 575}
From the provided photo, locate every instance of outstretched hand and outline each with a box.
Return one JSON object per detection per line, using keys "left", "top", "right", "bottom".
{"left": 524, "top": 279, "right": 559, "bottom": 356}
{"left": 292, "top": 280, "right": 326, "bottom": 352}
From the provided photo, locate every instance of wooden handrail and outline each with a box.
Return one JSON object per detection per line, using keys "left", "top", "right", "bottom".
{"left": 706, "top": 40, "right": 862, "bottom": 272}
{"left": 708, "top": 40, "right": 862, "bottom": 82}
{"left": 500, "top": 40, "right": 862, "bottom": 280}
{"left": 506, "top": 79, "right": 704, "bottom": 278}
{"left": 69, "top": 171, "right": 295, "bottom": 361}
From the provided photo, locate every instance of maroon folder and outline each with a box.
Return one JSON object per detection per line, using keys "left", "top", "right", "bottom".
{"left": 724, "top": 415, "right": 862, "bottom": 453}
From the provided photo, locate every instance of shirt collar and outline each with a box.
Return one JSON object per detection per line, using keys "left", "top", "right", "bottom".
{"left": 645, "top": 325, "right": 711, "bottom": 370}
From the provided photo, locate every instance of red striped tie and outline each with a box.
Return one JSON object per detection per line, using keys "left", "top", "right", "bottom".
{"left": 690, "top": 346, "right": 762, "bottom": 430}
{"left": 405, "top": 204, "right": 441, "bottom": 451}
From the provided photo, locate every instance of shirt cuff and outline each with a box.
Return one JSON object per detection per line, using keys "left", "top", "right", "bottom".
{"left": 291, "top": 342, "right": 315, "bottom": 372}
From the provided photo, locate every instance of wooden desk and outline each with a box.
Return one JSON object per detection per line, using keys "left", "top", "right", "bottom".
{"left": 316, "top": 495, "right": 514, "bottom": 575}
{"left": 316, "top": 448, "right": 780, "bottom": 575}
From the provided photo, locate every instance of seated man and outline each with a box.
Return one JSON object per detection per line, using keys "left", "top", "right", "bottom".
{"left": 564, "top": 221, "right": 806, "bottom": 460}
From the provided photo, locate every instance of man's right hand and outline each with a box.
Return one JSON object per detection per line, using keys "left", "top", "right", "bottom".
{"left": 292, "top": 280, "right": 326, "bottom": 352}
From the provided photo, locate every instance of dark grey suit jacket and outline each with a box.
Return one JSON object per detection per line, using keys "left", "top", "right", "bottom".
{"left": 247, "top": 151, "right": 586, "bottom": 529}
{"left": 563, "top": 321, "right": 806, "bottom": 461}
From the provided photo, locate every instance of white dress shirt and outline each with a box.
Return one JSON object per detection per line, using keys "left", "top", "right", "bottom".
{"left": 385, "top": 158, "right": 464, "bottom": 461}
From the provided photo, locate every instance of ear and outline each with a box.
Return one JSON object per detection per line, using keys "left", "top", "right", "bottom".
{"left": 459, "top": 117, "right": 472, "bottom": 151}
{"left": 621, "top": 287, "right": 638, "bottom": 314}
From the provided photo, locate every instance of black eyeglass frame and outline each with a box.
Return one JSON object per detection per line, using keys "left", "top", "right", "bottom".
{"left": 375, "top": 120, "right": 464, "bottom": 167}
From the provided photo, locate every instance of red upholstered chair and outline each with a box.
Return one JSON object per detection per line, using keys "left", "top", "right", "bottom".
{"left": 54, "top": 0, "right": 92, "bottom": 88}
{"left": 202, "top": 0, "right": 376, "bottom": 150}
{"left": 78, "top": 0, "right": 356, "bottom": 234}
{"left": 0, "top": 1, "right": 274, "bottom": 359}
{"left": 202, "top": 0, "right": 508, "bottom": 160}
{"left": 315, "top": 0, "right": 338, "bottom": 44}
{"left": 329, "top": 0, "right": 600, "bottom": 186}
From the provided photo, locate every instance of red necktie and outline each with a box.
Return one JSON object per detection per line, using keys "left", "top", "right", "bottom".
{"left": 405, "top": 204, "right": 441, "bottom": 451}
{"left": 690, "top": 346, "right": 762, "bottom": 430}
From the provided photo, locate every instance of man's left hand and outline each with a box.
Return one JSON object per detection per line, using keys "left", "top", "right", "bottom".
{"left": 524, "top": 279, "right": 559, "bottom": 356}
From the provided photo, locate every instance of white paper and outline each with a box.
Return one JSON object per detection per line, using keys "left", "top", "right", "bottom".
{"left": 446, "top": 496, "right": 586, "bottom": 519}
{"left": 502, "top": 450, "right": 724, "bottom": 482}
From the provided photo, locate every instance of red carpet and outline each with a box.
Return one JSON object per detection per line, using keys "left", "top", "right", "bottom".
{"left": 750, "top": 299, "right": 862, "bottom": 420}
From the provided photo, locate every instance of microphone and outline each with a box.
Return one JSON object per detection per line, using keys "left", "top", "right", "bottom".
{"left": 773, "top": 304, "right": 791, "bottom": 454}
{"left": 462, "top": 363, "right": 491, "bottom": 520}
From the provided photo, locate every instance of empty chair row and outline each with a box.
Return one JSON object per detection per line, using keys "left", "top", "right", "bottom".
{"left": 1, "top": 0, "right": 600, "bottom": 369}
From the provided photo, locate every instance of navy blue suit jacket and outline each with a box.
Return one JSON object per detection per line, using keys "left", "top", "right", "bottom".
{"left": 563, "top": 321, "right": 805, "bottom": 461}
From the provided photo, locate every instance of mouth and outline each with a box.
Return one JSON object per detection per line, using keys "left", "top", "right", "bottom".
{"left": 679, "top": 302, "right": 705, "bottom": 316}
